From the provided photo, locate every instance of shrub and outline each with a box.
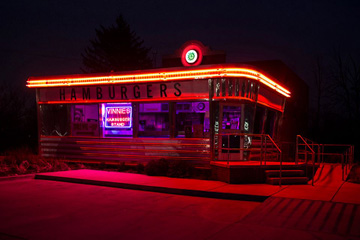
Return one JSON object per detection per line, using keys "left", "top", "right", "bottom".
{"left": 136, "top": 163, "right": 145, "bottom": 173}
{"left": 347, "top": 164, "right": 360, "bottom": 183}
{"left": 117, "top": 162, "right": 127, "bottom": 172}
{"left": 145, "top": 158, "right": 169, "bottom": 176}
{"left": 0, "top": 148, "right": 72, "bottom": 176}
{"left": 144, "top": 159, "right": 195, "bottom": 178}
{"left": 167, "top": 160, "right": 194, "bottom": 178}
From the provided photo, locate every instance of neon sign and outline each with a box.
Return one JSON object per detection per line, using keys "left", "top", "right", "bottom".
{"left": 185, "top": 50, "right": 198, "bottom": 64}
{"left": 27, "top": 67, "right": 290, "bottom": 97}
{"left": 181, "top": 43, "right": 203, "bottom": 66}
{"left": 105, "top": 106, "right": 132, "bottom": 128}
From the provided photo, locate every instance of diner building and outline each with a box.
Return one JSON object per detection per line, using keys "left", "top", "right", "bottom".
{"left": 27, "top": 40, "right": 310, "bottom": 183}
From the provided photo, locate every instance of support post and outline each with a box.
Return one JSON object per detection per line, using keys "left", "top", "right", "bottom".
{"left": 312, "top": 153, "right": 315, "bottom": 186}
{"left": 295, "top": 136, "right": 299, "bottom": 164}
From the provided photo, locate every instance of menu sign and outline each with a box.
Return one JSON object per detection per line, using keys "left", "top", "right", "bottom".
{"left": 105, "top": 106, "right": 132, "bottom": 128}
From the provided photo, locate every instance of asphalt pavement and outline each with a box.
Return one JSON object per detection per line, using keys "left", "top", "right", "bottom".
{"left": 0, "top": 163, "right": 359, "bottom": 239}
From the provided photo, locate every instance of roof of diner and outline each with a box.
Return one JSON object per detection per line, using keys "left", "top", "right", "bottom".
{"left": 27, "top": 63, "right": 291, "bottom": 98}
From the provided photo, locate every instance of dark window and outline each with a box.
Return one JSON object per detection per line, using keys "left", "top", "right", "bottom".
{"left": 254, "top": 107, "right": 265, "bottom": 134}
{"left": 221, "top": 135, "right": 240, "bottom": 153}
{"left": 71, "top": 104, "right": 99, "bottom": 137}
{"left": 264, "top": 110, "right": 276, "bottom": 137}
{"left": 40, "top": 104, "right": 70, "bottom": 136}
{"left": 222, "top": 105, "right": 241, "bottom": 130}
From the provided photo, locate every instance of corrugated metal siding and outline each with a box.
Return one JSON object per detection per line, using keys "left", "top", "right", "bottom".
{"left": 40, "top": 137, "right": 211, "bottom": 164}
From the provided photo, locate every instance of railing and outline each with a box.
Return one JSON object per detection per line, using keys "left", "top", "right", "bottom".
{"left": 296, "top": 135, "right": 355, "bottom": 184}
{"left": 316, "top": 144, "right": 354, "bottom": 181}
{"left": 214, "top": 133, "right": 283, "bottom": 186}
{"left": 296, "top": 135, "right": 316, "bottom": 186}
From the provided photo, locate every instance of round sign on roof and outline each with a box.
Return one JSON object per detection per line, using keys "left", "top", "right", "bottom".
{"left": 185, "top": 50, "right": 198, "bottom": 64}
{"left": 181, "top": 43, "right": 203, "bottom": 66}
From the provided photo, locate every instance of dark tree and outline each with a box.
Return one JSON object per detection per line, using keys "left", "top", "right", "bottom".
{"left": 328, "top": 52, "right": 360, "bottom": 123}
{"left": 309, "top": 51, "right": 360, "bottom": 153}
{"left": 81, "top": 15, "right": 152, "bottom": 73}
{"left": 0, "top": 83, "right": 37, "bottom": 153}
{"left": 310, "top": 56, "right": 328, "bottom": 141}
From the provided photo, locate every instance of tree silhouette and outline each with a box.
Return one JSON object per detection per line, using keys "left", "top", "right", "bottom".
{"left": 0, "top": 83, "right": 37, "bottom": 153}
{"left": 82, "top": 15, "right": 152, "bottom": 73}
{"left": 309, "top": 51, "right": 360, "bottom": 154}
{"left": 328, "top": 52, "right": 360, "bottom": 123}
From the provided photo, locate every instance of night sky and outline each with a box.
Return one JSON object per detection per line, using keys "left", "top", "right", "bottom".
{"left": 1, "top": 0, "right": 360, "bottom": 98}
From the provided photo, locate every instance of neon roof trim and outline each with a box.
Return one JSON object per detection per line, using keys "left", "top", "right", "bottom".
{"left": 27, "top": 66, "right": 291, "bottom": 97}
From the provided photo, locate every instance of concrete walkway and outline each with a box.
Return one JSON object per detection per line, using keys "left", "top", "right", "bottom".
{"left": 35, "top": 163, "right": 360, "bottom": 204}
{"left": 213, "top": 196, "right": 360, "bottom": 239}
{"left": 1, "top": 164, "right": 359, "bottom": 239}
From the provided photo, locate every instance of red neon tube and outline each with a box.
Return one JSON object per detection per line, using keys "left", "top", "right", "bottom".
{"left": 27, "top": 66, "right": 291, "bottom": 97}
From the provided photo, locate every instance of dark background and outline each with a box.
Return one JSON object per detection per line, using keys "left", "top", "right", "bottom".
{"left": 2, "top": 1, "right": 360, "bottom": 84}
{"left": 0, "top": 0, "right": 359, "bottom": 152}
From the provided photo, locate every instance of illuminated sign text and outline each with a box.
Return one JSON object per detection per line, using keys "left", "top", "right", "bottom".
{"left": 105, "top": 106, "right": 132, "bottom": 128}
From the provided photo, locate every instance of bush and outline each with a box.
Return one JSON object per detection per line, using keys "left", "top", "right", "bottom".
{"left": 167, "top": 160, "right": 194, "bottom": 178}
{"left": 136, "top": 163, "right": 145, "bottom": 174}
{"left": 144, "top": 158, "right": 169, "bottom": 176}
{"left": 117, "top": 162, "right": 127, "bottom": 172}
{"left": 347, "top": 164, "right": 360, "bottom": 183}
{"left": 144, "top": 159, "right": 195, "bottom": 178}
{"left": 0, "top": 148, "right": 72, "bottom": 176}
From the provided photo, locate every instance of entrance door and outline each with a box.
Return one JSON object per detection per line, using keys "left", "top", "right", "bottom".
{"left": 218, "top": 103, "right": 245, "bottom": 161}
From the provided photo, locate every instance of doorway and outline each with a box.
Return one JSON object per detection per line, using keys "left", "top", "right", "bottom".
{"left": 218, "top": 103, "right": 245, "bottom": 161}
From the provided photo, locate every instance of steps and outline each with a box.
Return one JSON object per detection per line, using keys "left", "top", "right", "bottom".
{"left": 265, "top": 169, "right": 309, "bottom": 185}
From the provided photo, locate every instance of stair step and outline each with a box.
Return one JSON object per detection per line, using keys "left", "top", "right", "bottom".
{"left": 249, "top": 153, "right": 278, "bottom": 161}
{"left": 250, "top": 153, "right": 278, "bottom": 157}
{"left": 265, "top": 169, "right": 304, "bottom": 177}
{"left": 267, "top": 177, "right": 309, "bottom": 185}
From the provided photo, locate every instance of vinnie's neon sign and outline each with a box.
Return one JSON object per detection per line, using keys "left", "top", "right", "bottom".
{"left": 105, "top": 106, "right": 132, "bottom": 128}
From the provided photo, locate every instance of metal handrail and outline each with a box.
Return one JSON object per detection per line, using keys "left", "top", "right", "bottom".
{"left": 266, "top": 134, "right": 283, "bottom": 187}
{"left": 297, "top": 136, "right": 321, "bottom": 163}
{"left": 214, "top": 133, "right": 283, "bottom": 186}
{"left": 296, "top": 135, "right": 355, "bottom": 184}
{"left": 316, "top": 144, "right": 354, "bottom": 181}
{"left": 296, "top": 135, "right": 316, "bottom": 186}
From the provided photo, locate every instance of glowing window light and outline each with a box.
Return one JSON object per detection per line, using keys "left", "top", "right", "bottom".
{"left": 105, "top": 106, "right": 132, "bottom": 129}
{"left": 27, "top": 67, "right": 291, "bottom": 97}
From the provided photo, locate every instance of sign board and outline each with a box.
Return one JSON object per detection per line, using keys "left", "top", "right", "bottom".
{"left": 38, "top": 80, "right": 209, "bottom": 103}
{"left": 105, "top": 106, "right": 132, "bottom": 128}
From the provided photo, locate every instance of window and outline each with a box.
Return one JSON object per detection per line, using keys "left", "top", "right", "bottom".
{"left": 175, "top": 102, "right": 210, "bottom": 138}
{"left": 254, "top": 107, "right": 265, "bottom": 134}
{"left": 221, "top": 105, "right": 241, "bottom": 152}
{"left": 101, "top": 103, "right": 133, "bottom": 137}
{"left": 138, "top": 103, "right": 169, "bottom": 137}
{"left": 40, "top": 104, "right": 70, "bottom": 136}
{"left": 222, "top": 105, "right": 241, "bottom": 130}
{"left": 264, "top": 110, "right": 276, "bottom": 137}
{"left": 71, "top": 104, "right": 99, "bottom": 137}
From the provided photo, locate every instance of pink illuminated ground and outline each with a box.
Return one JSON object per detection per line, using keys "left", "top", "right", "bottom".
{"left": 0, "top": 163, "right": 359, "bottom": 239}
{"left": 0, "top": 177, "right": 259, "bottom": 239}
{"left": 36, "top": 164, "right": 360, "bottom": 203}
{"left": 211, "top": 161, "right": 306, "bottom": 166}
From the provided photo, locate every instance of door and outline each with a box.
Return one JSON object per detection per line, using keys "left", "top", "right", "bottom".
{"left": 218, "top": 103, "right": 245, "bottom": 161}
